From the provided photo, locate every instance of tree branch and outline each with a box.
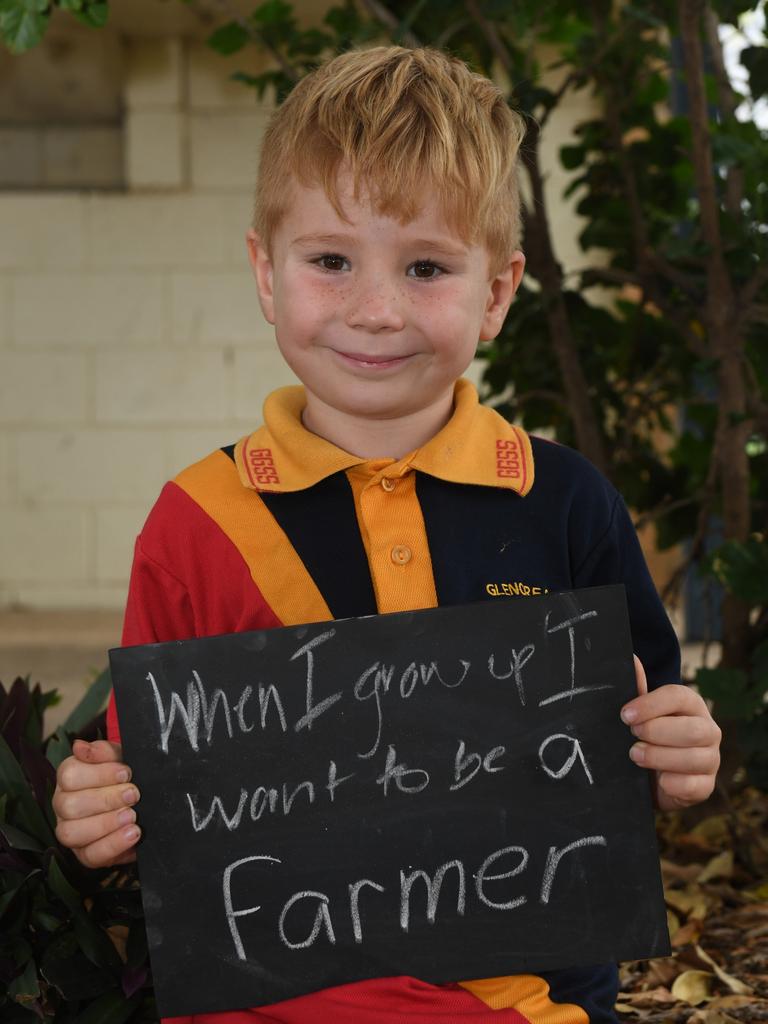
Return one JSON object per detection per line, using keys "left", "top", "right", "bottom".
{"left": 207, "top": 0, "right": 300, "bottom": 82}
{"left": 464, "top": 0, "right": 513, "bottom": 77}
{"left": 359, "top": 0, "right": 421, "bottom": 48}
{"left": 703, "top": 2, "right": 745, "bottom": 216}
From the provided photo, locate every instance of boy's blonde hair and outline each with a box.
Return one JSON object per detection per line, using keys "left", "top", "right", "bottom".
{"left": 253, "top": 46, "right": 525, "bottom": 274}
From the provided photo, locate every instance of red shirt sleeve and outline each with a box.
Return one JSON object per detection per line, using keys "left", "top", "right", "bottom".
{"left": 107, "top": 481, "right": 282, "bottom": 746}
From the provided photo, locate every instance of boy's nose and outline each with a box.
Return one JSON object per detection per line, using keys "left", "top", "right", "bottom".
{"left": 344, "top": 276, "right": 406, "bottom": 333}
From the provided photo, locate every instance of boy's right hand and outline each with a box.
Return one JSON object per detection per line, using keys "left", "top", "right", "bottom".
{"left": 53, "top": 739, "right": 141, "bottom": 868}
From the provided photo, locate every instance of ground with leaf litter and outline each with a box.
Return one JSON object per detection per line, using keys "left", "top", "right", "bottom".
{"left": 617, "top": 788, "right": 768, "bottom": 1023}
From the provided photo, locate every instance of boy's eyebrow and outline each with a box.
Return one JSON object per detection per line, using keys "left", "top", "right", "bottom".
{"left": 290, "top": 232, "right": 470, "bottom": 257}
{"left": 409, "top": 238, "right": 470, "bottom": 258}
{"left": 290, "top": 232, "right": 354, "bottom": 248}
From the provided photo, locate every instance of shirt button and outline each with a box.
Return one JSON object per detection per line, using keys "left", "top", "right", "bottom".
{"left": 391, "top": 545, "right": 412, "bottom": 565}
{"left": 381, "top": 477, "right": 396, "bottom": 492}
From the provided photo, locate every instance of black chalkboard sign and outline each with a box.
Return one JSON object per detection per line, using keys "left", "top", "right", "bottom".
{"left": 110, "top": 586, "right": 670, "bottom": 1017}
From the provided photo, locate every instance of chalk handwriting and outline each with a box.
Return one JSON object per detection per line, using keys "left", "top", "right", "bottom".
{"left": 148, "top": 671, "right": 287, "bottom": 754}
{"left": 223, "top": 854, "right": 280, "bottom": 960}
{"left": 279, "top": 891, "right": 336, "bottom": 950}
{"left": 487, "top": 645, "right": 535, "bottom": 705}
{"left": 538, "top": 734, "right": 594, "bottom": 785}
{"left": 186, "top": 761, "right": 354, "bottom": 832}
{"left": 292, "top": 630, "right": 342, "bottom": 733}
{"left": 539, "top": 610, "right": 612, "bottom": 706}
{"left": 450, "top": 740, "right": 506, "bottom": 792}
{"left": 400, "top": 860, "right": 466, "bottom": 932}
{"left": 376, "top": 744, "right": 430, "bottom": 797}
{"left": 354, "top": 659, "right": 473, "bottom": 760}
{"left": 222, "top": 834, "right": 611, "bottom": 959}
{"left": 540, "top": 836, "right": 607, "bottom": 904}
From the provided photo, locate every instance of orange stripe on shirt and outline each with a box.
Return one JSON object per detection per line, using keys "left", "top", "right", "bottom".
{"left": 459, "top": 975, "right": 588, "bottom": 1024}
{"left": 175, "top": 450, "right": 332, "bottom": 627}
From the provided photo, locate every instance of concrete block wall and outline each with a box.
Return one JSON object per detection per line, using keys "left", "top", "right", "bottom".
{"left": 0, "top": 36, "right": 296, "bottom": 611}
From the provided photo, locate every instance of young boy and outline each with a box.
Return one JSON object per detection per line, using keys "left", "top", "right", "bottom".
{"left": 53, "top": 45, "right": 720, "bottom": 1024}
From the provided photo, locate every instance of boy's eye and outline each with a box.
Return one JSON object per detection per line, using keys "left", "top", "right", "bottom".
{"left": 315, "top": 254, "right": 348, "bottom": 272}
{"left": 408, "top": 260, "right": 444, "bottom": 280}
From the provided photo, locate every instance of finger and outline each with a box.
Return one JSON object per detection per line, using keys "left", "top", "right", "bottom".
{"left": 633, "top": 654, "right": 648, "bottom": 697}
{"left": 73, "top": 739, "right": 123, "bottom": 764}
{"left": 630, "top": 714, "right": 722, "bottom": 748}
{"left": 53, "top": 783, "right": 139, "bottom": 822}
{"left": 655, "top": 772, "right": 717, "bottom": 810}
{"left": 57, "top": 755, "right": 132, "bottom": 792}
{"left": 56, "top": 806, "right": 138, "bottom": 849}
{"left": 629, "top": 741, "right": 720, "bottom": 775}
{"left": 621, "top": 683, "right": 708, "bottom": 725}
{"left": 74, "top": 823, "right": 141, "bottom": 870}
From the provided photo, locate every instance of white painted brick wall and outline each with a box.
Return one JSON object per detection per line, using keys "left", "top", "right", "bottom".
{"left": 170, "top": 271, "right": 268, "bottom": 347}
{"left": 0, "top": 197, "right": 86, "bottom": 269}
{"left": 0, "top": 353, "right": 88, "bottom": 423}
{"left": 189, "top": 111, "right": 266, "bottom": 190}
{"left": 16, "top": 430, "right": 169, "bottom": 504}
{"left": 13, "top": 273, "right": 166, "bottom": 347}
{"left": 126, "top": 110, "right": 185, "bottom": 189}
{"left": 0, "top": 36, "right": 290, "bottom": 610}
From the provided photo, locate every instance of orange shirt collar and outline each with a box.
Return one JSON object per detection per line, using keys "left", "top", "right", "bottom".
{"left": 235, "top": 379, "right": 534, "bottom": 496}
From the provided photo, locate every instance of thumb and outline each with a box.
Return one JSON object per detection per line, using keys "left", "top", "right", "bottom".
{"left": 633, "top": 654, "right": 648, "bottom": 697}
{"left": 72, "top": 739, "right": 123, "bottom": 763}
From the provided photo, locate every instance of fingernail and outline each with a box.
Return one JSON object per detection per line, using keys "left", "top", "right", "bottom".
{"left": 621, "top": 707, "right": 637, "bottom": 724}
{"left": 116, "top": 769, "right": 130, "bottom": 783}
{"left": 117, "top": 809, "right": 136, "bottom": 826}
{"left": 124, "top": 826, "right": 140, "bottom": 843}
{"left": 629, "top": 743, "right": 646, "bottom": 764}
{"left": 122, "top": 786, "right": 138, "bottom": 805}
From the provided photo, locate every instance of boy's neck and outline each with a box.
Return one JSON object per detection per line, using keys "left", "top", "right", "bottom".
{"left": 301, "top": 389, "right": 455, "bottom": 460}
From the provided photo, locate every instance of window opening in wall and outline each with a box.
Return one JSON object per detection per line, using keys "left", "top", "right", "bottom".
{"left": 0, "top": 24, "right": 124, "bottom": 191}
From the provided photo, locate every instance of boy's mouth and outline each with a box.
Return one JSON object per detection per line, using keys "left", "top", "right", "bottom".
{"left": 333, "top": 350, "right": 414, "bottom": 370}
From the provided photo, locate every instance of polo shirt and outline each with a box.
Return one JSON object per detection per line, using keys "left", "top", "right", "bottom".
{"left": 109, "top": 378, "right": 680, "bottom": 1024}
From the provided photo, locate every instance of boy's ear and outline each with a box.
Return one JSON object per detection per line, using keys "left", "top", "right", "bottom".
{"left": 246, "top": 228, "right": 276, "bottom": 325}
{"left": 479, "top": 250, "right": 526, "bottom": 342}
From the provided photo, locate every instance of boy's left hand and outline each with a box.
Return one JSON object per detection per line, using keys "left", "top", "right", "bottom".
{"left": 621, "top": 656, "right": 722, "bottom": 811}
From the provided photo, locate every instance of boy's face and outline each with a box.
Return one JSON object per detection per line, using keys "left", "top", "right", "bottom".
{"left": 247, "top": 175, "right": 524, "bottom": 441}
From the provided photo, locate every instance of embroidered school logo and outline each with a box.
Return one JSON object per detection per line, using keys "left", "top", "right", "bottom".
{"left": 496, "top": 437, "right": 522, "bottom": 480}
{"left": 245, "top": 446, "right": 280, "bottom": 487}
{"left": 486, "top": 581, "right": 549, "bottom": 597}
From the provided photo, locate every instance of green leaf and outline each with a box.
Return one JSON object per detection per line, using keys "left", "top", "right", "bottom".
{"left": 251, "top": 0, "right": 294, "bottom": 29}
{"left": 708, "top": 537, "right": 768, "bottom": 604}
{"left": 0, "top": 821, "right": 44, "bottom": 852}
{"left": 41, "top": 931, "right": 114, "bottom": 1001}
{"left": 73, "top": 990, "right": 141, "bottom": 1024}
{"left": 207, "top": 21, "right": 250, "bottom": 56}
{"left": 696, "top": 666, "right": 761, "bottom": 720}
{"left": 0, "top": 732, "right": 55, "bottom": 846}
{"left": 7, "top": 955, "right": 39, "bottom": 1002}
{"left": 0, "top": 0, "right": 48, "bottom": 53}
{"left": 46, "top": 727, "right": 72, "bottom": 771}
{"left": 560, "top": 144, "right": 586, "bottom": 170}
{"left": 62, "top": 667, "right": 112, "bottom": 734}
{"left": 59, "top": 0, "right": 85, "bottom": 10}
{"left": 74, "top": 2, "right": 109, "bottom": 28}
{"left": 742, "top": 45, "right": 768, "bottom": 100}
{"left": 47, "top": 855, "right": 81, "bottom": 913}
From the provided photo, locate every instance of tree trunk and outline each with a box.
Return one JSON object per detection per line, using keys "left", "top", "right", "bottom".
{"left": 519, "top": 123, "right": 609, "bottom": 476}
{"left": 678, "top": 0, "right": 752, "bottom": 671}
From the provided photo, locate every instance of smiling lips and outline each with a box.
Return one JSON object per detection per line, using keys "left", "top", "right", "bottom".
{"left": 333, "top": 349, "right": 415, "bottom": 370}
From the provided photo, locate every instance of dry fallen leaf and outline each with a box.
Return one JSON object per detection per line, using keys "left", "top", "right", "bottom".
{"left": 697, "top": 851, "right": 734, "bottom": 883}
{"left": 666, "top": 885, "right": 713, "bottom": 921}
{"left": 672, "top": 919, "right": 704, "bottom": 947}
{"left": 671, "top": 969, "right": 715, "bottom": 1005}
{"left": 694, "top": 944, "right": 753, "bottom": 995}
